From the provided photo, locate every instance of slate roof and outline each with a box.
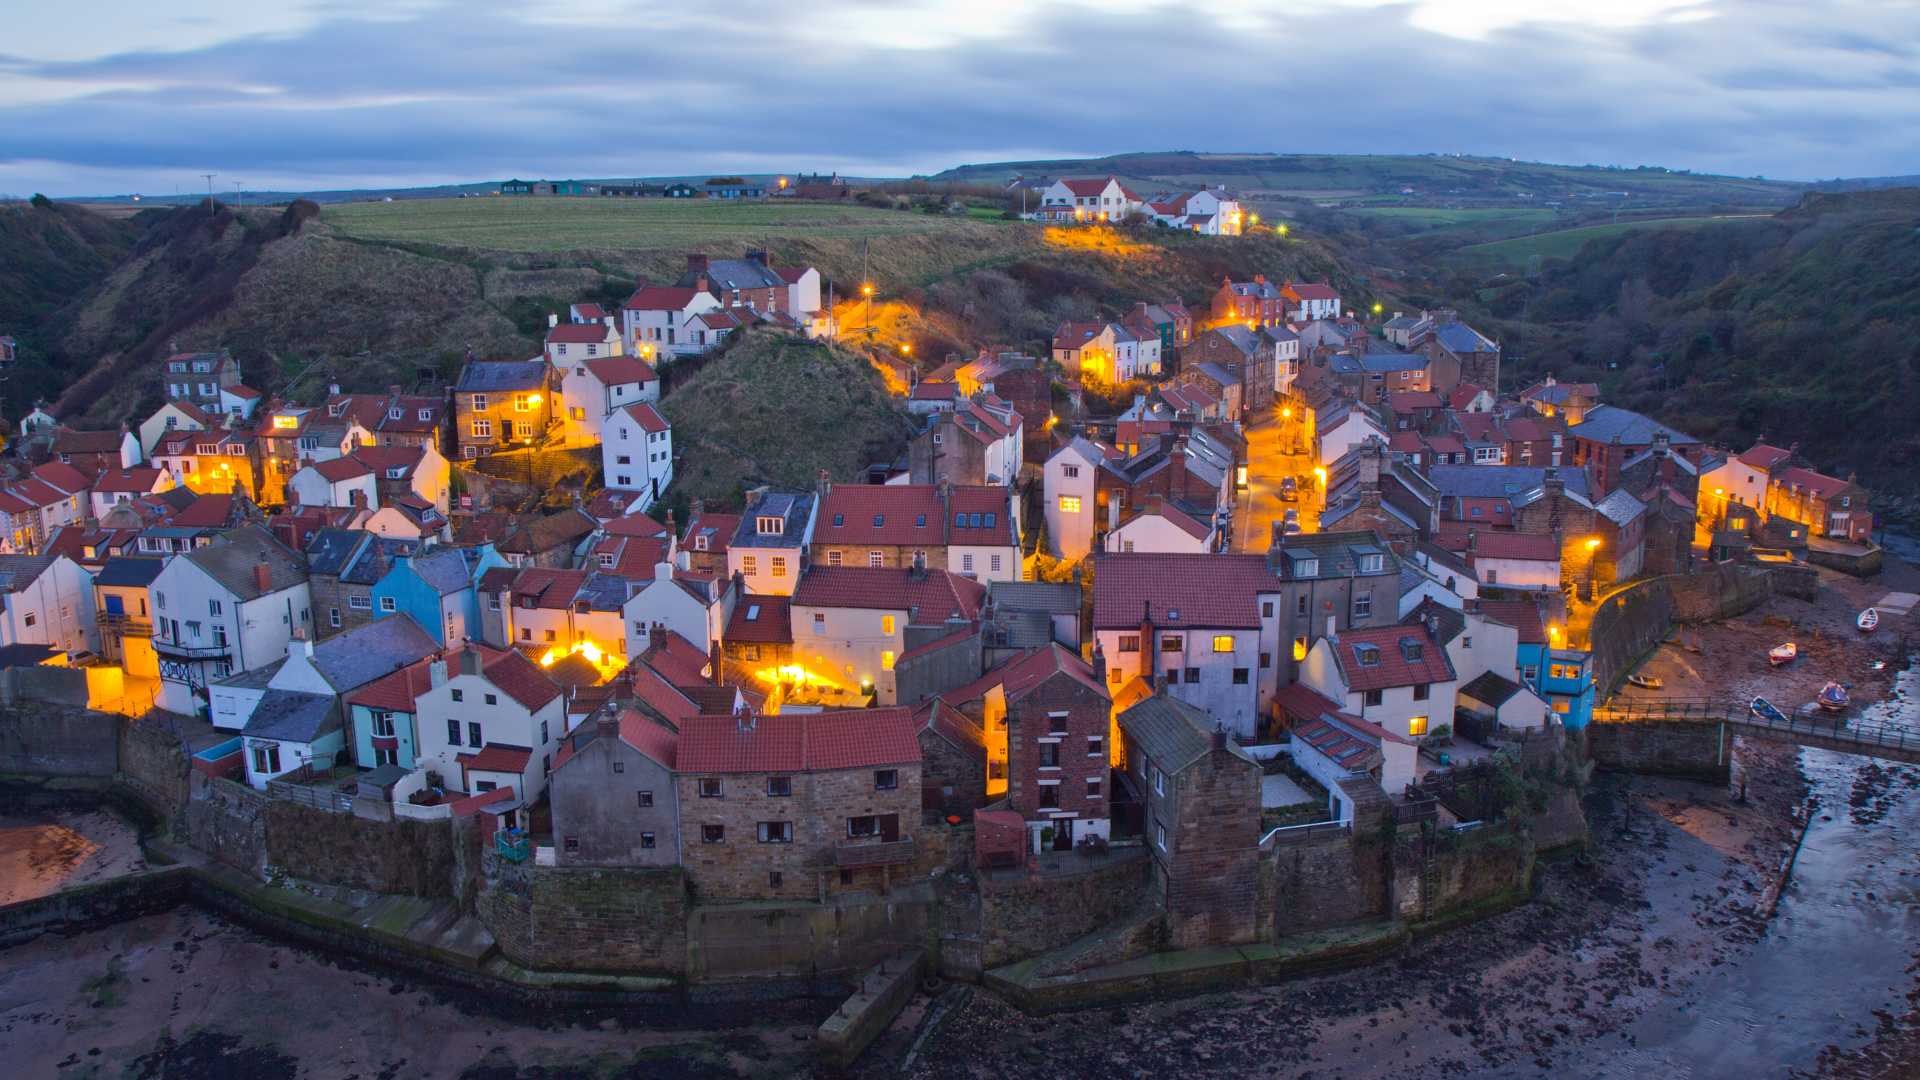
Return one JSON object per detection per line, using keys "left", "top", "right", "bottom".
{"left": 676, "top": 708, "right": 920, "bottom": 774}
{"left": 1428, "top": 465, "right": 1592, "bottom": 501}
{"left": 1569, "top": 405, "right": 1700, "bottom": 447}
{"left": 183, "top": 527, "right": 306, "bottom": 599}
{"left": 988, "top": 580, "right": 1081, "bottom": 615}
{"left": 1596, "top": 488, "right": 1647, "bottom": 528}
{"left": 1433, "top": 322, "right": 1496, "bottom": 353}
{"left": 405, "top": 548, "right": 478, "bottom": 596}
{"left": 1460, "top": 671, "right": 1525, "bottom": 708}
{"left": 546, "top": 323, "right": 616, "bottom": 344}
{"left": 1328, "top": 623, "right": 1456, "bottom": 692}
{"left": 94, "top": 556, "right": 165, "bottom": 588}
{"left": 1117, "top": 694, "right": 1255, "bottom": 773}
{"left": 454, "top": 360, "right": 548, "bottom": 393}
{"left": 1265, "top": 530, "right": 1399, "bottom": 581}
{"left": 304, "top": 615, "right": 440, "bottom": 692}
{"left": 0, "top": 554, "right": 58, "bottom": 592}
{"left": 243, "top": 689, "right": 341, "bottom": 744}
{"left": 730, "top": 491, "right": 813, "bottom": 550}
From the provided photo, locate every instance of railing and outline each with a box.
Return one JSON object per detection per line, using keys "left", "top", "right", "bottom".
{"left": 835, "top": 838, "right": 917, "bottom": 868}
{"left": 152, "top": 637, "right": 232, "bottom": 659}
{"left": 97, "top": 611, "right": 153, "bottom": 636}
{"left": 266, "top": 779, "right": 354, "bottom": 813}
{"left": 1260, "top": 818, "right": 1350, "bottom": 847}
{"left": 1593, "top": 698, "right": 1920, "bottom": 760}
{"left": 495, "top": 830, "right": 532, "bottom": 863}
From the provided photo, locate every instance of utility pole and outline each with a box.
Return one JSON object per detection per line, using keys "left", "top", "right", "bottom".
{"left": 201, "top": 173, "right": 217, "bottom": 209}
{"left": 232, "top": 181, "right": 244, "bottom": 210}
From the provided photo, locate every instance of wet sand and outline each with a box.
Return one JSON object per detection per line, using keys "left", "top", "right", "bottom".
{"left": 0, "top": 809, "right": 147, "bottom": 906}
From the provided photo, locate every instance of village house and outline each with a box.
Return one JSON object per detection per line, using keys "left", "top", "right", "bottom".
{"left": 723, "top": 592, "right": 792, "bottom": 672}
{"left": 454, "top": 507, "right": 597, "bottom": 570}
{"left": 600, "top": 403, "right": 674, "bottom": 512}
{"left": 621, "top": 561, "right": 738, "bottom": 666}
{"left": 1299, "top": 619, "right": 1458, "bottom": 745}
{"left": 1211, "top": 275, "right": 1286, "bottom": 329}
{"left": 454, "top": 360, "right": 556, "bottom": 459}
{"left": 812, "top": 481, "right": 1021, "bottom": 582}
{"left": 620, "top": 281, "right": 723, "bottom": 360}
{"left": 678, "top": 505, "right": 739, "bottom": 576}
{"left": 1116, "top": 693, "right": 1263, "bottom": 947}
{"left": 138, "top": 400, "right": 221, "bottom": 458}
{"left": 1027, "top": 177, "right": 1142, "bottom": 223}
{"left": 1518, "top": 375, "right": 1601, "bottom": 425}
{"left": 87, "top": 467, "right": 171, "bottom": 522}
{"left": 1051, "top": 321, "right": 1146, "bottom": 384}
{"left": 412, "top": 645, "right": 566, "bottom": 802}
{"left": 549, "top": 707, "right": 681, "bottom": 867}
{"left": 320, "top": 388, "right": 445, "bottom": 449}
{"left": 255, "top": 404, "right": 373, "bottom": 506}
{"left": 304, "top": 528, "right": 414, "bottom": 637}
{"left": 557, "top": 355, "right": 661, "bottom": 448}
{"left": 675, "top": 708, "right": 923, "bottom": 901}
{"left": 1103, "top": 496, "right": 1219, "bottom": 555}
{"left": 726, "top": 490, "right": 816, "bottom": 597}
{"left": 542, "top": 315, "right": 623, "bottom": 369}
{"left": 51, "top": 426, "right": 142, "bottom": 475}
{"left": 1427, "top": 316, "right": 1502, "bottom": 392}
{"left": 1714, "top": 442, "right": 1874, "bottom": 543}
{"left": 942, "top": 643, "right": 1110, "bottom": 852}
{"left": 1569, "top": 406, "right": 1705, "bottom": 496}
{"left": 1185, "top": 326, "right": 1279, "bottom": 411}
{"left": 789, "top": 564, "right": 986, "bottom": 706}
{"left": 0, "top": 553, "right": 98, "bottom": 657}
{"left": 1281, "top": 282, "right": 1341, "bottom": 322}
{"left": 93, "top": 556, "right": 162, "bottom": 676}
{"left": 286, "top": 456, "right": 378, "bottom": 512}
{"left": 1274, "top": 684, "right": 1416, "bottom": 822}
{"left": 150, "top": 526, "right": 313, "bottom": 717}
{"left": 907, "top": 398, "right": 1023, "bottom": 488}
{"left": 1043, "top": 437, "right": 1110, "bottom": 560}
{"left": 371, "top": 545, "right": 506, "bottom": 646}
{"left": 0, "top": 465, "right": 91, "bottom": 555}
{"left": 1143, "top": 187, "right": 1243, "bottom": 235}
{"left": 159, "top": 349, "right": 245, "bottom": 413}
{"left": 151, "top": 428, "right": 261, "bottom": 500}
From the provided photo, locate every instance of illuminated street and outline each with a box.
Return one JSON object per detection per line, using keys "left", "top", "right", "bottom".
{"left": 1235, "top": 400, "right": 1318, "bottom": 552}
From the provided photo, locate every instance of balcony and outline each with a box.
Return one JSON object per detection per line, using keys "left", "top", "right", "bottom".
{"left": 97, "top": 611, "right": 153, "bottom": 636}
{"left": 152, "top": 636, "right": 232, "bottom": 660}
{"left": 834, "top": 838, "right": 916, "bottom": 869}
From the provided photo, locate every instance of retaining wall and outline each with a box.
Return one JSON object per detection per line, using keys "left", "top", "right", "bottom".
{"left": 1586, "top": 718, "right": 1729, "bottom": 781}
{"left": 0, "top": 705, "right": 120, "bottom": 777}
{"left": 0, "top": 867, "right": 193, "bottom": 948}
{"left": 480, "top": 859, "right": 689, "bottom": 976}
{"left": 1263, "top": 826, "right": 1391, "bottom": 938}
{"left": 1589, "top": 563, "right": 1774, "bottom": 695}
{"left": 686, "top": 885, "right": 933, "bottom": 981}
{"left": 977, "top": 852, "right": 1152, "bottom": 968}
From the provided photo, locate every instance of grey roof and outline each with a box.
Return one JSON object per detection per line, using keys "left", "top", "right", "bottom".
{"left": 1434, "top": 323, "right": 1496, "bottom": 353}
{"left": 0, "top": 643, "right": 60, "bottom": 668}
{"left": 219, "top": 660, "right": 285, "bottom": 690}
{"left": 1460, "top": 671, "right": 1524, "bottom": 708}
{"left": 1569, "top": 405, "right": 1700, "bottom": 447}
{"left": 678, "top": 258, "right": 782, "bottom": 292}
{"left": 403, "top": 548, "right": 476, "bottom": 596}
{"left": 1358, "top": 351, "right": 1428, "bottom": 373}
{"left": 1118, "top": 694, "right": 1256, "bottom": 773}
{"left": 302, "top": 527, "right": 367, "bottom": 577}
{"left": 455, "top": 360, "right": 548, "bottom": 393}
{"left": 306, "top": 615, "right": 439, "bottom": 692}
{"left": 989, "top": 580, "right": 1082, "bottom": 615}
{"left": 342, "top": 537, "right": 419, "bottom": 586}
{"left": 987, "top": 609, "right": 1055, "bottom": 649}
{"left": 243, "top": 688, "right": 341, "bottom": 744}
{"left": 1193, "top": 361, "right": 1237, "bottom": 388}
{"left": 1405, "top": 598, "right": 1466, "bottom": 646}
{"left": 1320, "top": 496, "right": 1419, "bottom": 533}
{"left": 1596, "top": 488, "right": 1647, "bottom": 528}
{"left": 1208, "top": 325, "right": 1260, "bottom": 356}
{"left": 184, "top": 527, "right": 306, "bottom": 599}
{"left": 1263, "top": 325, "right": 1300, "bottom": 344}
{"left": 731, "top": 490, "right": 814, "bottom": 549}
{"left": 1383, "top": 315, "right": 1424, "bottom": 331}
{"left": 575, "top": 571, "right": 633, "bottom": 612}
{"left": 1266, "top": 530, "right": 1399, "bottom": 580}
{"left": 1428, "top": 465, "right": 1593, "bottom": 501}
{"left": 0, "top": 554, "right": 58, "bottom": 592}
{"left": 95, "top": 557, "right": 165, "bottom": 588}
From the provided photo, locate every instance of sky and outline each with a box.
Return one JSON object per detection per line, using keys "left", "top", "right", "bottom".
{"left": 2, "top": 0, "right": 1917, "bottom": 197}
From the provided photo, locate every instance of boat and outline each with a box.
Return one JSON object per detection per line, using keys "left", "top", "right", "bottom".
{"left": 1627, "top": 674, "right": 1664, "bottom": 690}
{"left": 1818, "top": 682, "right": 1850, "bottom": 713}
{"left": 1858, "top": 608, "right": 1880, "bottom": 633}
{"left": 1768, "top": 642, "right": 1798, "bottom": 666}
{"left": 1751, "top": 697, "right": 1787, "bottom": 724}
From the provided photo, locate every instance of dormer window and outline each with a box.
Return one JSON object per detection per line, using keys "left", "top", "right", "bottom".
{"left": 694, "top": 535, "right": 708, "bottom": 551}
{"left": 1400, "top": 639, "right": 1423, "bottom": 661}
{"left": 328, "top": 402, "right": 347, "bottom": 417}
{"left": 417, "top": 409, "right": 432, "bottom": 422}
{"left": 388, "top": 408, "right": 403, "bottom": 421}
{"left": 197, "top": 443, "right": 217, "bottom": 455}
{"left": 1296, "top": 558, "right": 1319, "bottom": 578}
{"left": 1354, "top": 644, "right": 1381, "bottom": 666}
{"left": 386, "top": 468, "right": 405, "bottom": 480}
{"left": 915, "top": 514, "right": 926, "bottom": 528}
{"left": 756, "top": 515, "right": 783, "bottom": 535}
{"left": 598, "top": 553, "right": 615, "bottom": 568}
{"left": 1359, "top": 554, "right": 1384, "bottom": 573}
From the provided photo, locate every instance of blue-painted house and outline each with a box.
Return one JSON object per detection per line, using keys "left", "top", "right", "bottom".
{"left": 1536, "top": 648, "right": 1596, "bottom": 730}
{"left": 371, "top": 544, "right": 506, "bottom": 646}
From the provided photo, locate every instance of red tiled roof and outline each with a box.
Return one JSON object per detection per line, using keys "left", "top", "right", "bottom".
{"left": 1426, "top": 435, "right": 1466, "bottom": 455}
{"left": 1127, "top": 497, "right": 1210, "bottom": 541}
{"left": 1388, "top": 431, "right": 1427, "bottom": 455}
{"left": 511, "top": 567, "right": 588, "bottom": 609}
{"left": 627, "top": 660, "right": 700, "bottom": 727}
{"left": 92, "top": 468, "right": 165, "bottom": 494}
{"left": 682, "top": 511, "right": 739, "bottom": 556}
{"left": 626, "top": 286, "right": 705, "bottom": 311}
{"left": 33, "top": 461, "right": 93, "bottom": 493}
{"left": 591, "top": 533, "right": 669, "bottom": 578}
{"left": 1438, "top": 528, "right": 1559, "bottom": 562}
{"left": 482, "top": 649, "right": 561, "bottom": 711}
{"left": 167, "top": 493, "right": 236, "bottom": 528}
{"left": 817, "top": 485, "right": 943, "bottom": 546}
{"left": 792, "top": 566, "right": 986, "bottom": 622}
{"left": 1446, "top": 384, "right": 1484, "bottom": 409}
{"left": 572, "top": 303, "right": 611, "bottom": 320}
{"left": 641, "top": 630, "right": 712, "bottom": 687}
{"left": 1739, "top": 443, "right": 1793, "bottom": 471}
{"left": 910, "top": 380, "right": 960, "bottom": 401}
{"left": 52, "top": 428, "right": 125, "bottom": 453}
{"left": 314, "top": 456, "right": 372, "bottom": 482}
{"left": 620, "top": 709, "right": 678, "bottom": 768}
{"left": 1331, "top": 624, "right": 1455, "bottom": 692}
{"left": 352, "top": 445, "right": 427, "bottom": 473}
{"left": 726, "top": 594, "right": 792, "bottom": 644}
{"left": 583, "top": 356, "right": 659, "bottom": 385}
{"left": 1388, "top": 390, "right": 1442, "bottom": 412}
{"left": 458, "top": 744, "right": 532, "bottom": 775}
{"left": 624, "top": 403, "right": 670, "bottom": 434}
{"left": 225, "top": 384, "right": 262, "bottom": 399}
{"left": 1283, "top": 282, "right": 1339, "bottom": 301}
{"left": 1475, "top": 599, "right": 1548, "bottom": 645}
{"left": 1060, "top": 178, "right": 1116, "bottom": 197}
{"left": 600, "top": 509, "right": 668, "bottom": 538}
{"left": 1776, "top": 466, "right": 1850, "bottom": 499}
{"left": 547, "top": 323, "right": 616, "bottom": 344}
{"left": 676, "top": 708, "right": 920, "bottom": 773}
{"left": 1092, "top": 553, "right": 1270, "bottom": 630}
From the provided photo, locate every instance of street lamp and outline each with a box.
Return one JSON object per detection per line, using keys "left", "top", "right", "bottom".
{"left": 1582, "top": 536, "right": 1602, "bottom": 602}
{"left": 1277, "top": 224, "right": 1290, "bottom": 237}
{"left": 1281, "top": 406, "right": 1292, "bottom": 419}
{"left": 1371, "top": 302, "right": 1384, "bottom": 316}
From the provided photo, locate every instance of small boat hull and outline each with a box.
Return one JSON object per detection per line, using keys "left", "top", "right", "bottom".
{"left": 1751, "top": 697, "right": 1787, "bottom": 724}
{"left": 1818, "top": 682, "right": 1849, "bottom": 713}
{"left": 1858, "top": 609, "right": 1879, "bottom": 633}
{"left": 1768, "top": 643, "right": 1797, "bottom": 666}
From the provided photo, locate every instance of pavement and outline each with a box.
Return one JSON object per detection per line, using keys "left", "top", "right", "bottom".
{"left": 1235, "top": 401, "right": 1319, "bottom": 552}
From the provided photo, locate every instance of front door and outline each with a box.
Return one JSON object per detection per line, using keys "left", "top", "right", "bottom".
{"left": 1053, "top": 820, "right": 1074, "bottom": 851}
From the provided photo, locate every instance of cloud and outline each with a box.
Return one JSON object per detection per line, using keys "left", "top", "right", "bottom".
{"left": 0, "top": 0, "right": 1915, "bottom": 195}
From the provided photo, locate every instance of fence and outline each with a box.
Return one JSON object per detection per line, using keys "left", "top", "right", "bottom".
{"left": 1593, "top": 697, "right": 1920, "bottom": 764}
{"left": 1260, "top": 818, "right": 1350, "bottom": 847}
{"left": 266, "top": 779, "right": 354, "bottom": 813}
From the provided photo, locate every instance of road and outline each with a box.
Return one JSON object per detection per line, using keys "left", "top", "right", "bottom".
{"left": 1234, "top": 401, "right": 1318, "bottom": 552}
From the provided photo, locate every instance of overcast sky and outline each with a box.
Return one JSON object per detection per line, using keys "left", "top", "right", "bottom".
{"left": 2, "top": 0, "right": 1916, "bottom": 196}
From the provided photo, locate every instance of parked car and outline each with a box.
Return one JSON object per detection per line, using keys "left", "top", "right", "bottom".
{"left": 1281, "top": 508, "right": 1302, "bottom": 536}
{"left": 1280, "top": 476, "right": 1297, "bottom": 502}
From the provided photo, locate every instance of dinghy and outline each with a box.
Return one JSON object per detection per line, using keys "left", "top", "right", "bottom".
{"left": 1751, "top": 697, "right": 1787, "bottom": 724}
{"left": 1768, "top": 642, "right": 1797, "bottom": 666}
{"left": 1818, "top": 682, "right": 1849, "bottom": 713}
{"left": 1858, "top": 608, "right": 1879, "bottom": 633}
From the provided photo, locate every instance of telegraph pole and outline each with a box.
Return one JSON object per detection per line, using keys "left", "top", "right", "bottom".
{"left": 201, "top": 173, "right": 217, "bottom": 209}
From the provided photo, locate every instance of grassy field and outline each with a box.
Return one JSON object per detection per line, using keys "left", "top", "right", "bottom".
{"left": 323, "top": 197, "right": 1013, "bottom": 253}
{"left": 1450, "top": 215, "right": 1772, "bottom": 269}
{"left": 1347, "top": 206, "right": 1560, "bottom": 230}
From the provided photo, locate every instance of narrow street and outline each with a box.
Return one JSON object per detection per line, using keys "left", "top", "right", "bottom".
{"left": 1235, "top": 401, "right": 1318, "bottom": 552}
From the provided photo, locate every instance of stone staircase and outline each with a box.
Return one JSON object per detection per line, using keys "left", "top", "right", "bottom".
{"left": 1032, "top": 895, "right": 1165, "bottom": 978}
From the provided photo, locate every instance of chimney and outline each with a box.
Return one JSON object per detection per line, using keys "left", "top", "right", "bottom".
{"left": 1091, "top": 641, "right": 1107, "bottom": 685}
{"left": 817, "top": 468, "right": 832, "bottom": 497}
{"left": 665, "top": 507, "right": 676, "bottom": 535}
{"left": 748, "top": 249, "right": 771, "bottom": 268}
{"left": 1253, "top": 274, "right": 1266, "bottom": 285}
{"left": 1140, "top": 601, "right": 1156, "bottom": 682}
{"left": 695, "top": 274, "right": 709, "bottom": 293}
{"left": 429, "top": 659, "right": 448, "bottom": 688}
{"left": 708, "top": 638, "right": 723, "bottom": 686}
{"left": 595, "top": 708, "right": 619, "bottom": 744}
{"left": 736, "top": 710, "right": 756, "bottom": 735}
{"left": 1211, "top": 723, "right": 1228, "bottom": 751}
{"left": 654, "top": 560, "right": 673, "bottom": 583}
{"left": 687, "top": 253, "right": 709, "bottom": 274}
{"left": 253, "top": 563, "right": 271, "bottom": 593}
{"left": 1466, "top": 528, "right": 1478, "bottom": 553}
{"left": 648, "top": 622, "right": 666, "bottom": 655}
{"left": 910, "top": 551, "right": 928, "bottom": 579}
{"left": 350, "top": 488, "right": 367, "bottom": 509}
{"left": 1168, "top": 438, "right": 1188, "bottom": 493}
{"left": 547, "top": 313, "right": 558, "bottom": 329}
{"left": 459, "top": 647, "right": 482, "bottom": 676}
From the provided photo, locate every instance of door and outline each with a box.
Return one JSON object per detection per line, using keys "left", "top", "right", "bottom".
{"left": 104, "top": 595, "right": 125, "bottom": 617}
{"left": 879, "top": 814, "right": 900, "bottom": 843}
{"left": 1053, "top": 820, "right": 1074, "bottom": 851}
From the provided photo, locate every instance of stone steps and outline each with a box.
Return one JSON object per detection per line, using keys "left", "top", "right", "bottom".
{"left": 1032, "top": 896, "right": 1163, "bottom": 978}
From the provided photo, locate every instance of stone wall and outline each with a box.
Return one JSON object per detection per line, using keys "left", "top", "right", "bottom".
{"left": 263, "top": 800, "right": 458, "bottom": 897}
{"left": 1585, "top": 718, "right": 1729, "bottom": 781}
{"left": 0, "top": 704, "right": 119, "bottom": 777}
{"left": 1263, "top": 826, "right": 1391, "bottom": 937}
{"left": 119, "top": 716, "right": 193, "bottom": 824}
{"left": 480, "top": 858, "right": 689, "bottom": 976}
{"left": 0, "top": 867, "right": 193, "bottom": 948}
{"left": 1588, "top": 563, "right": 1773, "bottom": 696}
{"left": 183, "top": 777, "right": 270, "bottom": 875}
{"left": 686, "top": 885, "right": 933, "bottom": 981}
{"left": 1422, "top": 823, "right": 1536, "bottom": 921}
{"left": 977, "top": 850, "right": 1152, "bottom": 968}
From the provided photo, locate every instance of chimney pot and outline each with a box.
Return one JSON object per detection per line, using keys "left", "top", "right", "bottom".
{"left": 547, "top": 314, "right": 558, "bottom": 329}
{"left": 429, "top": 659, "right": 448, "bottom": 687}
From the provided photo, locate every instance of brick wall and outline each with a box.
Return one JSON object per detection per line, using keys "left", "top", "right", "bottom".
{"left": 1164, "top": 747, "right": 1262, "bottom": 948}
{"left": 479, "top": 858, "right": 688, "bottom": 975}
{"left": 119, "top": 716, "right": 192, "bottom": 823}
{"left": 676, "top": 763, "right": 922, "bottom": 902}
{"left": 1005, "top": 672, "right": 1110, "bottom": 829}
{"left": 978, "top": 851, "right": 1151, "bottom": 967}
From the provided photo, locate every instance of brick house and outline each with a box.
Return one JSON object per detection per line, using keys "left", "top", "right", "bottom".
{"left": 548, "top": 707, "right": 681, "bottom": 868}
{"left": 907, "top": 399, "right": 1023, "bottom": 488}
{"left": 1117, "top": 694, "right": 1262, "bottom": 948}
{"left": 915, "top": 698, "right": 986, "bottom": 821}
{"left": 1185, "top": 325, "right": 1277, "bottom": 411}
{"left": 811, "top": 481, "right": 1020, "bottom": 582}
{"left": 788, "top": 565, "right": 985, "bottom": 706}
{"left": 679, "top": 505, "right": 741, "bottom": 576}
{"left": 454, "top": 360, "right": 556, "bottom": 459}
{"left": 1210, "top": 276, "right": 1286, "bottom": 328}
{"left": 1518, "top": 375, "right": 1601, "bottom": 426}
{"left": 675, "top": 708, "right": 922, "bottom": 901}
{"left": 1427, "top": 318, "right": 1501, "bottom": 393}
{"left": 1568, "top": 406, "right": 1704, "bottom": 497}
{"left": 942, "top": 643, "right": 1110, "bottom": 853}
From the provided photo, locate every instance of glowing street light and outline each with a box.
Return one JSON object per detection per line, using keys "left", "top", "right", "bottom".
{"left": 860, "top": 283, "right": 874, "bottom": 297}
{"left": 1584, "top": 536, "right": 1602, "bottom": 551}
{"left": 1277, "top": 224, "right": 1290, "bottom": 237}
{"left": 1371, "top": 302, "right": 1384, "bottom": 316}
{"left": 1281, "top": 406, "right": 1292, "bottom": 419}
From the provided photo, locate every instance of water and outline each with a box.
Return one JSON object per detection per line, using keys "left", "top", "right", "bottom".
{"left": 1586, "top": 662, "right": 1920, "bottom": 1076}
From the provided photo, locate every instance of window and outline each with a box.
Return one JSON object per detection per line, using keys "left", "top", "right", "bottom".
{"left": 1156, "top": 823, "right": 1167, "bottom": 851}
{"left": 1232, "top": 668, "right": 1249, "bottom": 684}
{"left": 1407, "top": 716, "right": 1429, "bottom": 738}
{"left": 612, "top": 760, "right": 625, "bottom": 774}
{"left": 329, "top": 608, "right": 342, "bottom": 628}
{"left": 379, "top": 596, "right": 397, "bottom": 613}
{"left": 698, "top": 778, "right": 722, "bottom": 798}
{"left": 1088, "top": 735, "right": 1104, "bottom": 758}
{"left": 450, "top": 688, "right": 464, "bottom": 702}
{"left": 418, "top": 409, "right": 433, "bottom": 422}
{"left": 770, "top": 556, "right": 788, "bottom": 576}
{"left": 349, "top": 595, "right": 372, "bottom": 611}
{"left": 1087, "top": 778, "right": 1103, "bottom": 799}
{"left": 251, "top": 744, "right": 281, "bottom": 775}
{"left": 446, "top": 718, "right": 461, "bottom": 746}
{"left": 867, "top": 551, "right": 884, "bottom": 568}
{"left": 641, "top": 832, "right": 656, "bottom": 848}
{"left": 1296, "top": 594, "right": 1309, "bottom": 616}
{"left": 564, "top": 836, "right": 579, "bottom": 853}
{"left": 991, "top": 554, "right": 1003, "bottom": 574}
{"left": 702, "top": 824, "right": 725, "bottom": 844}
{"left": 1353, "top": 592, "right": 1373, "bottom": 618}
{"left": 1165, "top": 668, "right": 1179, "bottom": 684}
{"left": 812, "top": 612, "right": 826, "bottom": 634}
{"left": 23, "top": 613, "right": 38, "bottom": 629}
{"left": 465, "top": 720, "right": 483, "bottom": 747}
{"left": 1212, "top": 634, "right": 1234, "bottom": 653}
{"left": 758, "top": 821, "right": 793, "bottom": 844}
{"left": 471, "top": 419, "right": 493, "bottom": 438}
{"left": 539, "top": 720, "right": 549, "bottom": 744}
{"left": 880, "top": 614, "right": 896, "bottom": 636}
{"left": 756, "top": 515, "right": 783, "bottom": 535}
{"left": 847, "top": 815, "right": 878, "bottom": 838}
{"left": 485, "top": 692, "right": 498, "bottom": 706}
{"left": 513, "top": 394, "right": 536, "bottom": 413}
{"left": 1038, "top": 785, "right": 1060, "bottom": 809}
{"left": 1412, "top": 683, "right": 1430, "bottom": 701}
{"left": 632, "top": 789, "right": 653, "bottom": 809}
{"left": 1058, "top": 495, "right": 1082, "bottom": 513}
{"left": 962, "top": 553, "right": 974, "bottom": 573}
{"left": 1152, "top": 768, "right": 1165, "bottom": 796}
{"left": 1359, "top": 554, "right": 1384, "bottom": 573}
{"left": 1118, "top": 634, "right": 1140, "bottom": 653}
{"left": 881, "top": 650, "right": 895, "bottom": 671}
{"left": 873, "top": 768, "right": 900, "bottom": 791}
{"left": 1363, "top": 689, "right": 1384, "bottom": 707}
{"left": 1039, "top": 743, "right": 1060, "bottom": 768}
{"left": 1160, "top": 635, "right": 1181, "bottom": 653}
{"left": 826, "top": 550, "right": 842, "bottom": 566}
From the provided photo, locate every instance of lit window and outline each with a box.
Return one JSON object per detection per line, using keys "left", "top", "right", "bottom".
{"left": 880, "top": 615, "right": 896, "bottom": 635}
{"left": 1407, "top": 716, "right": 1429, "bottom": 738}
{"left": 1211, "top": 635, "right": 1233, "bottom": 653}
{"left": 1058, "top": 495, "right": 1082, "bottom": 513}
{"left": 1292, "top": 636, "right": 1308, "bottom": 661}
{"left": 881, "top": 650, "right": 895, "bottom": 671}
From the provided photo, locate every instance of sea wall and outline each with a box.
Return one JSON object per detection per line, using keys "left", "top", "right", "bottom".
{"left": 686, "top": 886, "right": 933, "bottom": 982}
{"left": 0, "top": 704, "right": 120, "bottom": 777}
{"left": 1585, "top": 718, "right": 1729, "bottom": 781}
{"left": 977, "top": 851, "right": 1152, "bottom": 968}
{"left": 479, "top": 858, "right": 688, "bottom": 976}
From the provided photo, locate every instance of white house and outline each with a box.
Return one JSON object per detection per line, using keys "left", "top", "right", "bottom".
{"left": 1316, "top": 404, "right": 1389, "bottom": 467}
{"left": 620, "top": 284, "right": 722, "bottom": 360}
{"left": 1455, "top": 531, "right": 1561, "bottom": 591}
{"left": 1299, "top": 621, "right": 1458, "bottom": 743}
{"left": 138, "top": 400, "right": 216, "bottom": 457}
{"left": 411, "top": 646, "right": 566, "bottom": 802}
{"left": 360, "top": 443, "right": 452, "bottom": 515}
{"left": 1029, "top": 177, "right": 1141, "bottom": 223}
{"left": 1281, "top": 685, "right": 1418, "bottom": 816}
{"left": 88, "top": 467, "right": 172, "bottom": 522}
{"left": 151, "top": 526, "right": 313, "bottom": 719}
{"left": 558, "top": 356, "right": 661, "bottom": 448}
{"left": 601, "top": 403, "right": 673, "bottom": 513}
{"left": 240, "top": 689, "right": 344, "bottom": 789}
{"left": 543, "top": 315, "right": 623, "bottom": 367}
{"left": 621, "top": 561, "right": 735, "bottom": 663}
{"left": 219, "top": 384, "right": 262, "bottom": 419}
{"left": 788, "top": 566, "right": 985, "bottom": 706}
{"left": 1283, "top": 282, "right": 1341, "bottom": 322}
{"left": 726, "top": 490, "right": 816, "bottom": 597}
{"left": 1145, "top": 188, "right": 1243, "bottom": 235}
{"left": 1103, "top": 499, "right": 1216, "bottom": 555}
{"left": 287, "top": 456, "right": 380, "bottom": 512}
{"left": 0, "top": 553, "right": 98, "bottom": 656}
{"left": 1044, "top": 437, "right": 1106, "bottom": 560}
